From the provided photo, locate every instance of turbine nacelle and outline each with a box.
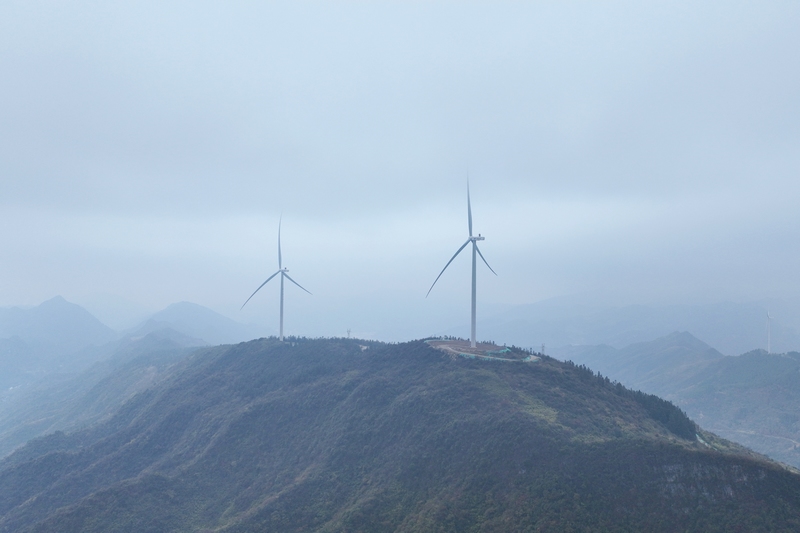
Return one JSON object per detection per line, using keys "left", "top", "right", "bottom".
{"left": 470, "top": 235, "right": 485, "bottom": 242}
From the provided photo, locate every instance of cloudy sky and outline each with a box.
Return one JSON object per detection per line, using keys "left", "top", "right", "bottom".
{"left": 1, "top": 1, "right": 799, "bottom": 339}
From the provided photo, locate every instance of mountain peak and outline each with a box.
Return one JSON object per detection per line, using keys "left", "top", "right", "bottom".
{"left": 627, "top": 330, "right": 722, "bottom": 358}
{"left": 0, "top": 297, "right": 114, "bottom": 358}
{"left": 144, "top": 301, "right": 263, "bottom": 345}
{"left": 40, "top": 295, "right": 67, "bottom": 305}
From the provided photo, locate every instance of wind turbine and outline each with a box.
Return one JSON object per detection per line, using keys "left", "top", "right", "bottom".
{"left": 767, "top": 311, "right": 772, "bottom": 354}
{"left": 427, "top": 183, "right": 496, "bottom": 348}
{"left": 241, "top": 218, "right": 311, "bottom": 341}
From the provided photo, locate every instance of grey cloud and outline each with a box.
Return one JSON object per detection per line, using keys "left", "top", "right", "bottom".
{"left": 1, "top": 1, "right": 799, "bottom": 346}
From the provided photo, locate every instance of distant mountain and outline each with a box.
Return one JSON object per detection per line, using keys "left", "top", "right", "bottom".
{"left": 0, "top": 329, "right": 196, "bottom": 458}
{"left": 0, "top": 298, "right": 261, "bottom": 452}
{"left": 0, "top": 296, "right": 115, "bottom": 358}
{"left": 0, "top": 297, "right": 117, "bottom": 384}
{"left": 673, "top": 350, "right": 800, "bottom": 469}
{"left": 1, "top": 338, "right": 799, "bottom": 532}
{"left": 554, "top": 331, "right": 723, "bottom": 397}
{"left": 140, "top": 301, "right": 264, "bottom": 346}
{"left": 480, "top": 297, "right": 800, "bottom": 355}
{"left": 127, "top": 319, "right": 208, "bottom": 347}
{"left": 553, "top": 333, "right": 800, "bottom": 468}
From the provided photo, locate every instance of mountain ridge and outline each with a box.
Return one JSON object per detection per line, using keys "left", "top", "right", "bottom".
{"left": 134, "top": 301, "right": 265, "bottom": 346}
{"left": 553, "top": 333, "right": 800, "bottom": 469}
{"left": 0, "top": 296, "right": 115, "bottom": 360}
{"left": 1, "top": 337, "right": 799, "bottom": 532}
{"left": 0, "top": 328, "right": 196, "bottom": 459}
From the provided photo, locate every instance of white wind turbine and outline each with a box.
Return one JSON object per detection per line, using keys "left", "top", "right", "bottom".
{"left": 241, "top": 218, "right": 311, "bottom": 341}
{"left": 427, "top": 183, "right": 497, "bottom": 348}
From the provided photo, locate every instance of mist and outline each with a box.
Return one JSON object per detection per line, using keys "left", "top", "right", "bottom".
{"left": 2, "top": 1, "right": 799, "bottom": 346}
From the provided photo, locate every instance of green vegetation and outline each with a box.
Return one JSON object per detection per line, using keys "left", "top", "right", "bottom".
{"left": 0, "top": 338, "right": 798, "bottom": 532}
{"left": 562, "top": 360, "right": 697, "bottom": 440}
{"left": 0, "top": 329, "right": 193, "bottom": 458}
{"left": 559, "top": 333, "right": 800, "bottom": 468}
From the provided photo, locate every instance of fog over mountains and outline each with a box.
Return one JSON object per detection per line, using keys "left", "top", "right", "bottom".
{"left": 3, "top": 2, "right": 799, "bottom": 340}
{"left": 0, "top": 297, "right": 264, "bottom": 391}
{"left": 0, "top": 297, "right": 267, "bottom": 458}
{"left": 3, "top": 294, "right": 792, "bottom": 369}
{"left": 554, "top": 332, "right": 800, "bottom": 468}
{"left": 478, "top": 296, "right": 797, "bottom": 356}
{"left": 0, "top": 296, "right": 114, "bottom": 361}
{"left": 3, "top": 2, "right": 799, "bottom": 528}
{"left": 0, "top": 297, "right": 263, "bottom": 354}
{"left": 136, "top": 301, "right": 265, "bottom": 347}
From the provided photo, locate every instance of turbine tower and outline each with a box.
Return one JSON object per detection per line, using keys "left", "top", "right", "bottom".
{"left": 241, "top": 218, "right": 311, "bottom": 341}
{"left": 767, "top": 311, "right": 772, "bottom": 354}
{"left": 427, "top": 183, "right": 496, "bottom": 348}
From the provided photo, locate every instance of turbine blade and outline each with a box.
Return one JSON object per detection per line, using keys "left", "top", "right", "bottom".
{"left": 475, "top": 244, "right": 497, "bottom": 275}
{"left": 467, "top": 182, "right": 473, "bottom": 237}
{"left": 426, "top": 239, "right": 471, "bottom": 297}
{"left": 278, "top": 216, "right": 282, "bottom": 269}
{"left": 240, "top": 270, "right": 281, "bottom": 309}
{"left": 283, "top": 272, "right": 312, "bottom": 295}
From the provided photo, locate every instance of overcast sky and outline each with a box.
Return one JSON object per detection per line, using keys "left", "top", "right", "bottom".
{"left": 1, "top": 1, "right": 799, "bottom": 339}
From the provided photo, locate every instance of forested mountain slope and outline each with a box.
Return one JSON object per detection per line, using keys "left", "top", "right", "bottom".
{"left": 1, "top": 338, "right": 798, "bottom": 532}
{"left": 556, "top": 333, "right": 800, "bottom": 468}
{"left": 0, "top": 329, "right": 196, "bottom": 458}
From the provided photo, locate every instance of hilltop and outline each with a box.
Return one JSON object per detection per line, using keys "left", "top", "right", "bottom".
{"left": 1, "top": 338, "right": 799, "bottom": 532}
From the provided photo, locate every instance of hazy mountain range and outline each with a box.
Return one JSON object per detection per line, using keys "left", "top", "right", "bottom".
{"left": 7, "top": 294, "right": 793, "bottom": 359}
{"left": 0, "top": 329, "right": 195, "bottom": 458}
{"left": 553, "top": 332, "right": 800, "bottom": 468}
{"left": 139, "top": 301, "right": 265, "bottom": 346}
{"left": 478, "top": 296, "right": 800, "bottom": 355}
{"left": 0, "top": 297, "right": 268, "bottom": 456}
{"left": 0, "top": 296, "right": 114, "bottom": 371}
{"left": 0, "top": 298, "right": 264, "bottom": 382}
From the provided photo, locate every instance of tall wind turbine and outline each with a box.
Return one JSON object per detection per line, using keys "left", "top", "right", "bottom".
{"left": 767, "top": 311, "right": 772, "bottom": 354}
{"left": 427, "top": 183, "right": 497, "bottom": 348}
{"left": 241, "top": 218, "right": 311, "bottom": 341}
